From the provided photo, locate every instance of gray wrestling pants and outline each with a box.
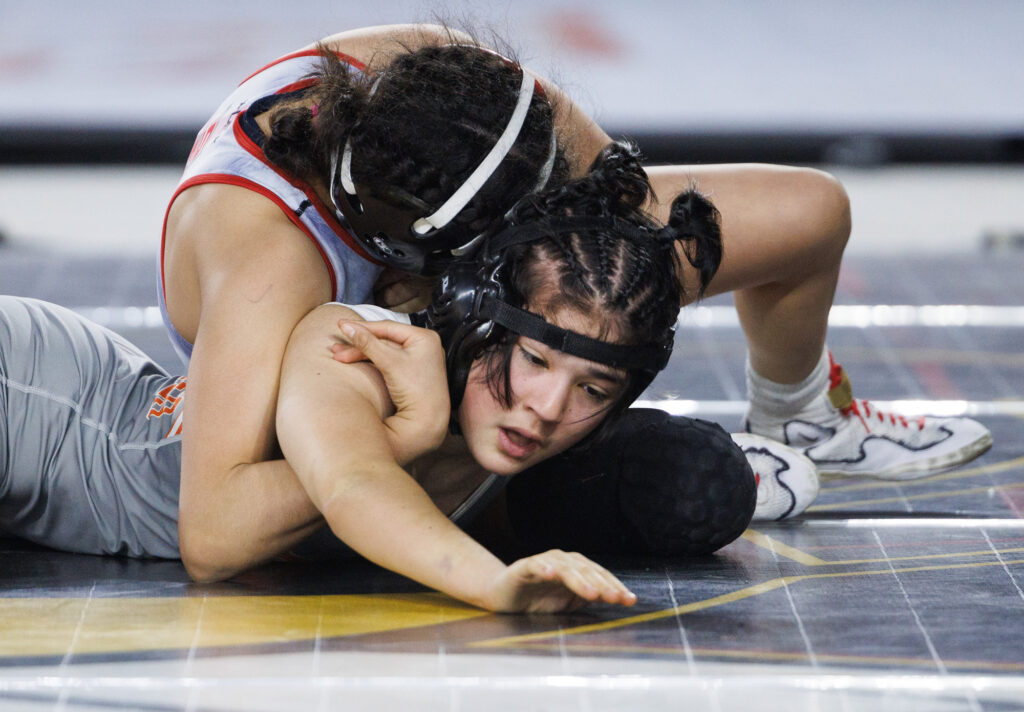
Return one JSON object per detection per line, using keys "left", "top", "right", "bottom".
{"left": 0, "top": 296, "right": 182, "bottom": 558}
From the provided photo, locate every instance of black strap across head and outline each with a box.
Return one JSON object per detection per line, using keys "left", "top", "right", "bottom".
{"left": 480, "top": 296, "right": 671, "bottom": 373}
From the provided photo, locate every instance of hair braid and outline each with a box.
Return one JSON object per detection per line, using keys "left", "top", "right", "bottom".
{"left": 593, "top": 230, "right": 617, "bottom": 293}
{"left": 557, "top": 233, "right": 595, "bottom": 301}
{"left": 610, "top": 242, "right": 651, "bottom": 312}
{"left": 263, "top": 49, "right": 370, "bottom": 180}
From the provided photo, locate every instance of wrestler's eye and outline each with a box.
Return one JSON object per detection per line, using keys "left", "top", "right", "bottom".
{"left": 581, "top": 383, "right": 611, "bottom": 403}
{"left": 519, "top": 346, "right": 547, "bottom": 368}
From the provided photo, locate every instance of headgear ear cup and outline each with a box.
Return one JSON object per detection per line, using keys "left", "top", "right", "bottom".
{"left": 428, "top": 259, "right": 503, "bottom": 411}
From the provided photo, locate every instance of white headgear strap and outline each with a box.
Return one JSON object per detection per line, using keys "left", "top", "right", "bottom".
{"left": 334, "top": 67, "right": 556, "bottom": 239}
{"left": 412, "top": 69, "right": 534, "bottom": 234}
{"left": 335, "top": 74, "right": 384, "bottom": 202}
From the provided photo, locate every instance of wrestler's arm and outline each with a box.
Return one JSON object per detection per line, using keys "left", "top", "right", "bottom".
{"left": 173, "top": 186, "right": 331, "bottom": 582}
{"left": 275, "top": 304, "right": 636, "bottom": 612}
{"left": 317, "top": 24, "right": 844, "bottom": 216}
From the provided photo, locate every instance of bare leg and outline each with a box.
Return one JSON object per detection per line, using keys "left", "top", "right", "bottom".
{"left": 644, "top": 164, "right": 851, "bottom": 384}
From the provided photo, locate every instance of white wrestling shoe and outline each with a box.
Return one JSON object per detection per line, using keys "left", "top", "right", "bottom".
{"left": 733, "top": 433, "right": 819, "bottom": 521}
{"left": 745, "top": 354, "right": 993, "bottom": 481}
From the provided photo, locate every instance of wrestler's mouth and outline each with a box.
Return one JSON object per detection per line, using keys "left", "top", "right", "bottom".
{"left": 498, "top": 426, "right": 542, "bottom": 459}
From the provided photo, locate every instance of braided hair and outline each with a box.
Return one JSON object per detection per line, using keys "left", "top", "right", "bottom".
{"left": 477, "top": 141, "right": 723, "bottom": 429}
{"left": 263, "top": 38, "right": 570, "bottom": 248}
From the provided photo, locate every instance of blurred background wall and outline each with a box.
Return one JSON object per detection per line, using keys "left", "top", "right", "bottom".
{"left": 1, "top": 0, "right": 1022, "bottom": 255}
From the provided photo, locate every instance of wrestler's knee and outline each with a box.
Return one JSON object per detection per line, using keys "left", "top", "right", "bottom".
{"left": 798, "top": 167, "right": 851, "bottom": 261}
{"left": 614, "top": 409, "right": 755, "bottom": 556}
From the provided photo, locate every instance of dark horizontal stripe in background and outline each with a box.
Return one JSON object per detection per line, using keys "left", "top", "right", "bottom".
{"left": 2, "top": 126, "right": 1023, "bottom": 166}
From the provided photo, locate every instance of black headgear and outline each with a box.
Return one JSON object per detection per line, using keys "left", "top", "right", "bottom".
{"left": 424, "top": 216, "right": 675, "bottom": 413}
{"left": 329, "top": 66, "right": 558, "bottom": 275}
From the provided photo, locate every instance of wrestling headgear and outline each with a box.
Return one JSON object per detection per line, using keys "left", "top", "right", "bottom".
{"left": 329, "top": 62, "right": 558, "bottom": 275}
{"left": 424, "top": 216, "right": 676, "bottom": 413}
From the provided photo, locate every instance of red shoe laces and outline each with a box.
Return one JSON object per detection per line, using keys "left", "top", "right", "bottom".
{"left": 848, "top": 398, "right": 924, "bottom": 429}
{"left": 828, "top": 354, "right": 925, "bottom": 430}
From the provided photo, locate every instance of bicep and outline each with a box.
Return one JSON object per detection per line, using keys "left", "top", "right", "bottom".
{"left": 175, "top": 268, "right": 328, "bottom": 576}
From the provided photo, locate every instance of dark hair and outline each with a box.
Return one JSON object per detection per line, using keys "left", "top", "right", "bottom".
{"left": 480, "top": 141, "right": 723, "bottom": 428}
{"left": 263, "top": 38, "right": 570, "bottom": 242}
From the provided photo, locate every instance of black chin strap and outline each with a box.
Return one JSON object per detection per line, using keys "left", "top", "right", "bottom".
{"left": 478, "top": 294, "right": 672, "bottom": 372}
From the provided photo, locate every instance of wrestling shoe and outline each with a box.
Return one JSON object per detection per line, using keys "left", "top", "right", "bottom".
{"left": 733, "top": 433, "right": 819, "bottom": 521}
{"left": 746, "top": 354, "right": 993, "bottom": 480}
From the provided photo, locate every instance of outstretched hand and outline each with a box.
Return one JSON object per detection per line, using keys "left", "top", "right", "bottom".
{"left": 485, "top": 550, "right": 638, "bottom": 613}
{"left": 331, "top": 319, "right": 450, "bottom": 464}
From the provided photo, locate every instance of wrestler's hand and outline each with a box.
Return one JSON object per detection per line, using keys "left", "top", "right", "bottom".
{"left": 373, "top": 268, "right": 435, "bottom": 314}
{"left": 331, "top": 319, "right": 450, "bottom": 465}
{"left": 484, "top": 550, "right": 638, "bottom": 613}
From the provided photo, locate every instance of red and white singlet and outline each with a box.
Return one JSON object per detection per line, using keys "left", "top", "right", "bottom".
{"left": 159, "top": 50, "right": 383, "bottom": 364}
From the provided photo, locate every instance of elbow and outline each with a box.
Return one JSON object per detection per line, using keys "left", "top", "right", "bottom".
{"left": 178, "top": 525, "right": 244, "bottom": 584}
{"left": 182, "top": 558, "right": 227, "bottom": 585}
{"left": 179, "top": 541, "right": 228, "bottom": 584}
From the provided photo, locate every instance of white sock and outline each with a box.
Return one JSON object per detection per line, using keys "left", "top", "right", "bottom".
{"left": 746, "top": 349, "right": 831, "bottom": 420}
